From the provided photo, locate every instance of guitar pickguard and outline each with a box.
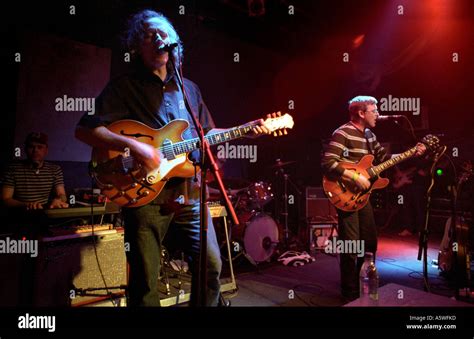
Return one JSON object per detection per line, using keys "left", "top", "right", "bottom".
{"left": 146, "top": 153, "right": 188, "bottom": 184}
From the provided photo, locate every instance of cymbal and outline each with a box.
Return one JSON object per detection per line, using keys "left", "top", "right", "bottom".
{"left": 208, "top": 186, "right": 246, "bottom": 197}
{"left": 270, "top": 160, "right": 296, "bottom": 168}
{"left": 208, "top": 177, "right": 251, "bottom": 190}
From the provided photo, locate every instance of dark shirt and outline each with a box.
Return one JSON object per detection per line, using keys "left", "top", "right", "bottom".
{"left": 2, "top": 160, "right": 64, "bottom": 204}
{"left": 322, "top": 121, "right": 389, "bottom": 177}
{"left": 78, "top": 64, "right": 215, "bottom": 205}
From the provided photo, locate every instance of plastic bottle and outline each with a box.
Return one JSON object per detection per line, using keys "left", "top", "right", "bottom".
{"left": 359, "top": 252, "right": 379, "bottom": 306}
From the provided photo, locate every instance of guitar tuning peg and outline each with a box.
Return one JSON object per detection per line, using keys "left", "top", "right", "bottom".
{"left": 277, "top": 111, "right": 281, "bottom": 117}
{"left": 278, "top": 130, "right": 283, "bottom": 136}
{"left": 267, "top": 113, "right": 271, "bottom": 118}
{"left": 273, "top": 131, "right": 277, "bottom": 137}
{"left": 283, "top": 129, "right": 288, "bottom": 135}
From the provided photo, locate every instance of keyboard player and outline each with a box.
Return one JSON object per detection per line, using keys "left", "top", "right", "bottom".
{"left": 2, "top": 132, "right": 68, "bottom": 214}
{"left": 1, "top": 132, "right": 68, "bottom": 213}
{"left": 0, "top": 132, "right": 69, "bottom": 306}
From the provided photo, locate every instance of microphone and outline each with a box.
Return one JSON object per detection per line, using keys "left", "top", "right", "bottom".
{"left": 377, "top": 115, "right": 403, "bottom": 121}
{"left": 157, "top": 43, "right": 178, "bottom": 52}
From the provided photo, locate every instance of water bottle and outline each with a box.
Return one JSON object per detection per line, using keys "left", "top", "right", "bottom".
{"left": 359, "top": 252, "right": 379, "bottom": 306}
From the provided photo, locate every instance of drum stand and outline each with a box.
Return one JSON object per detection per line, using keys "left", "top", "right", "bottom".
{"left": 282, "top": 173, "right": 290, "bottom": 248}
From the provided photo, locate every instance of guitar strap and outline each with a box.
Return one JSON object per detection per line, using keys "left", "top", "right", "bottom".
{"left": 364, "top": 129, "right": 374, "bottom": 155}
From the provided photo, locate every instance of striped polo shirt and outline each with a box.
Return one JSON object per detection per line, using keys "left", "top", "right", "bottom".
{"left": 2, "top": 160, "right": 64, "bottom": 204}
{"left": 321, "top": 122, "right": 389, "bottom": 177}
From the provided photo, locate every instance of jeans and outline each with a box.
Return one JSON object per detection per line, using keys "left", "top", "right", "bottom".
{"left": 123, "top": 203, "right": 222, "bottom": 306}
{"left": 337, "top": 202, "right": 378, "bottom": 299}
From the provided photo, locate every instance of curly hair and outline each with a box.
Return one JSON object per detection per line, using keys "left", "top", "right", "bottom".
{"left": 122, "top": 9, "right": 183, "bottom": 65}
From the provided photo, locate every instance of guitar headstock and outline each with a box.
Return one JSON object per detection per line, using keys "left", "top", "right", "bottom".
{"left": 262, "top": 112, "right": 294, "bottom": 137}
{"left": 421, "top": 134, "right": 442, "bottom": 153}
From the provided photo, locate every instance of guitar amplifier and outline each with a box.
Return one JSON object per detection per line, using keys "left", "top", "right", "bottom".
{"left": 305, "top": 187, "right": 338, "bottom": 223}
{"left": 34, "top": 228, "right": 127, "bottom": 307}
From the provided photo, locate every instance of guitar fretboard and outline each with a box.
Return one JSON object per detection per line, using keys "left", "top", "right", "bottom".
{"left": 162, "top": 121, "right": 259, "bottom": 157}
{"left": 371, "top": 147, "right": 417, "bottom": 176}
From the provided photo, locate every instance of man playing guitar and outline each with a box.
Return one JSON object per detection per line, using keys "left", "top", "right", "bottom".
{"left": 75, "top": 10, "right": 271, "bottom": 307}
{"left": 321, "top": 95, "right": 426, "bottom": 301}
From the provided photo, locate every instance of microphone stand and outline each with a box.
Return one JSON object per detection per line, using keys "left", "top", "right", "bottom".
{"left": 169, "top": 51, "right": 239, "bottom": 306}
{"left": 275, "top": 164, "right": 302, "bottom": 249}
{"left": 417, "top": 146, "right": 446, "bottom": 292}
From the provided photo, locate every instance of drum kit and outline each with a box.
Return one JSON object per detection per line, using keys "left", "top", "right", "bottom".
{"left": 209, "top": 159, "right": 297, "bottom": 264}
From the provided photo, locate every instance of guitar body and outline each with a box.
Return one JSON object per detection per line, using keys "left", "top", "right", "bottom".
{"left": 92, "top": 119, "right": 196, "bottom": 207}
{"left": 323, "top": 135, "right": 440, "bottom": 212}
{"left": 322, "top": 155, "right": 390, "bottom": 212}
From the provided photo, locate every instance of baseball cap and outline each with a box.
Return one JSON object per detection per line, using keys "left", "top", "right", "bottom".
{"left": 25, "top": 132, "right": 48, "bottom": 146}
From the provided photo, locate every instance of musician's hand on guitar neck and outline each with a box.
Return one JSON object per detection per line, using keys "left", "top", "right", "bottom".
{"left": 251, "top": 119, "right": 271, "bottom": 135}
{"left": 415, "top": 143, "right": 427, "bottom": 156}
{"left": 249, "top": 117, "right": 272, "bottom": 138}
{"left": 343, "top": 169, "right": 371, "bottom": 191}
{"left": 250, "top": 112, "right": 286, "bottom": 137}
{"left": 129, "top": 140, "right": 162, "bottom": 172}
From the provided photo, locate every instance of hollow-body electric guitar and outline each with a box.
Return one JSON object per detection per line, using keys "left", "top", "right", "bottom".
{"left": 322, "top": 135, "right": 440, "bottom": 212}
{"left": 91, "top": 113, "right": 294, "bottom": 207}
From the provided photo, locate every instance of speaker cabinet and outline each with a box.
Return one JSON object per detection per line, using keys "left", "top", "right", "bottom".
{"left": 34, "top": 230, "right": 127, "bottom": 307}
{"left": 305, "top": 187, "right": 337, "bottom": 222}
{"left": 308, "top": 224, "right": 338, "bottom": 253}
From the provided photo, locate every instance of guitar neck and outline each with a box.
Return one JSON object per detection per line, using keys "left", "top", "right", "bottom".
{"left": 168, "top": 120, "right": 261, "bottom": 156}
{"left": 371, "top": 147, "right": 417, "bottom": 176}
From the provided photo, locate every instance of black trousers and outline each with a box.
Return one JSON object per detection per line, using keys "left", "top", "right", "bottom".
{"left": 337, "top": 202, "right": 378, "bottom": 298}
{"left": 123, "top": 203, "right": 222, "bottom": 306}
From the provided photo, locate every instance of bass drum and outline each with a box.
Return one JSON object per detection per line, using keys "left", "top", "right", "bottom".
{"left": 233, "top": 213, "right": 280, "bottom": 263}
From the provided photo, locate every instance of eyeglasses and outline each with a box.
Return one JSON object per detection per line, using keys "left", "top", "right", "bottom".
{"left": 365, "top": 109, "right": 379, "bottom": 114}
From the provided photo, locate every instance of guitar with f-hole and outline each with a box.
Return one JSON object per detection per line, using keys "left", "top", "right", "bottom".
{"left": 323, "top": 135, "right": 440, "bottom": 212}
{"left": 90, "top": 113, "right": 294, "bottom": 207}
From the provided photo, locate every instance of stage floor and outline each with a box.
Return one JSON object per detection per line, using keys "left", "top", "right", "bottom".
{"left": 224, "top": 231, "right": 473, "bottom": 307}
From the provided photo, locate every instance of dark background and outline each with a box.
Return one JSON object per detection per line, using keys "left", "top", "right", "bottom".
{"left": 2, "top": 0, "right": 473, "bottom": 198}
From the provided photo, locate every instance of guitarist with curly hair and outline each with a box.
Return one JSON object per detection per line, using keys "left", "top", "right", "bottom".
{"left": 75, "top": 9, "right": 271, "bottom": 306}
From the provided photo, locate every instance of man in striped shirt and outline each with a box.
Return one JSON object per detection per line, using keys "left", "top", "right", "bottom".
{"left": 1, "top": 132, "right": 68, "bottom": 307}
{"left": 321, "top": 96, "right": 426, "bottom": 301}
{"left": 1, "top": 132, "right": 68, "bottom": 210}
